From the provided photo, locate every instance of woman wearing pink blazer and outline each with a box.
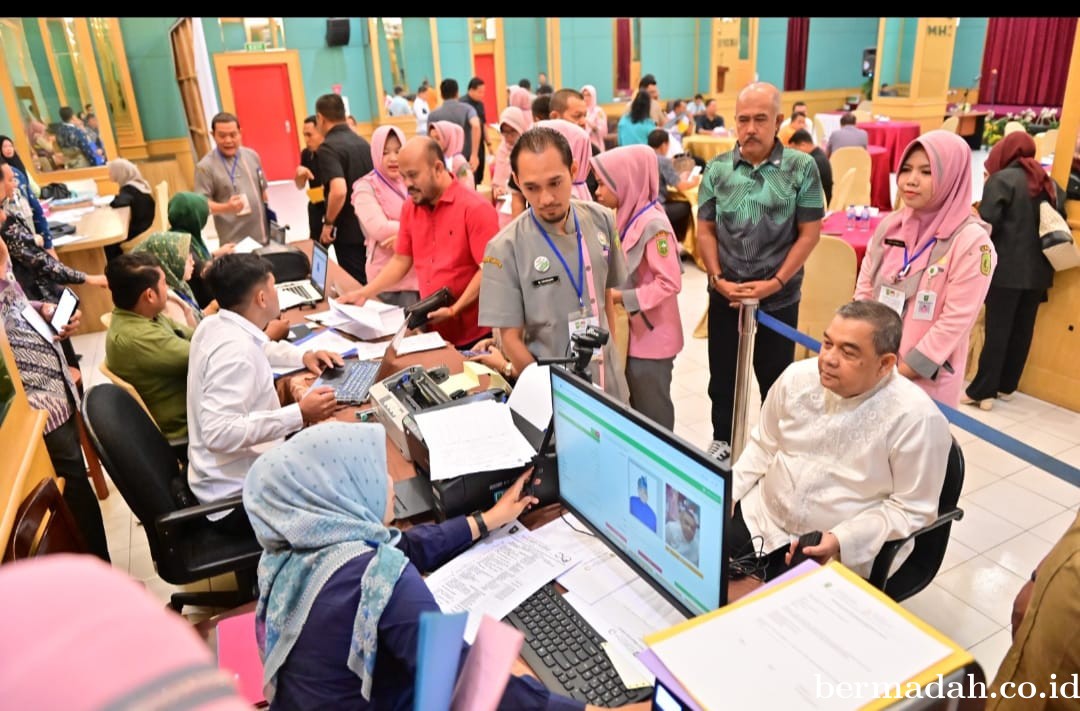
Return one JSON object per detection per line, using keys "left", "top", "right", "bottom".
{"left": 855, "top": 130, "right": 996, "bottom": 407}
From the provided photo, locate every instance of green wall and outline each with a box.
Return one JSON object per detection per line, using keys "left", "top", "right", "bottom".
{"left": 696, "top": 21, "right": 711, "bottom": 97}
{"left": 640, "top": 18, "right": 697, "bottom": 100}
{"left": 119, "top": 18, "right": 188, "bottom": 141}
{"left": 436, "top": 19, "right": 472, "bottom": 88}
{"left": 805, "top": 18, "right": 879, "bottom": 90}
{"left": 402, "top": 18, "right": 436, "bottom": 93}
{"left": 46, "top": 21, "right": 82, "bottom": 113}
{"left": 757, "top": 18, "right": 788, "bottom": 88}
{"left": 18, "top": 20, "right": 60, "bottom": 124}
{"left": 560, "top": 18, "right": 614, "bottom": 101}
{"left": 951, "top": 18, "right": 987, "bottom": 90}
{"left": 505, "top": 18, "right": 544, "bottom": 91}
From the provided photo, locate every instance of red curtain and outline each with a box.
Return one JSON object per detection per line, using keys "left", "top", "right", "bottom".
{"left": 784, "top": 18, "right": 810, "bottom": 92}
{"left": 615, "top": 18, "right": 632, "bottom": 96}
{"left": 979, "top": 17, "right": 1077, "bottom": 106}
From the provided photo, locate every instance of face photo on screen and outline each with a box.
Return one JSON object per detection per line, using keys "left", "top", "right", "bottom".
{"left": 664, "top": 486, "right": 701, "bottom": 569}
{"left": 628, "top": 466, "right": 659, "bottom": 535}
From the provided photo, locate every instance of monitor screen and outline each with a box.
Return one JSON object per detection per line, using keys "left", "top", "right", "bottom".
{"left": 310, "top": 242, "right": 329, "bottom": 294}
{"left": 551, "top": 368, "right": 730, "bottom": 616}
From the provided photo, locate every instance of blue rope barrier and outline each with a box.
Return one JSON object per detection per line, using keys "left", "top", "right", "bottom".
{"left": 755, "top": 310, "right": 1080, "bottom": 488}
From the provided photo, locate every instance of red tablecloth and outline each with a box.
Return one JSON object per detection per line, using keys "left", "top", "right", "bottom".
{"left": 820, "top": 211, "right": 890, "bottom": 268}
{"left": 867, "top": 145, "right": 891, "bottom": 212}
{"left": 857, "top": 121, "right": 921, "bottom": 171}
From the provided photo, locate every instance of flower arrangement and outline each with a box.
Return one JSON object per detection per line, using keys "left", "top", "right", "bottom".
{"left": 983, "top": 108, "right": 1060, "bottom": 147}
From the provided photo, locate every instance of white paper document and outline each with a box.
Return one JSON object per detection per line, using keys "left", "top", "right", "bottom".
{"left": 425, "top": 523, "right": 576, "bottom": 643}
{"left": 232, "top": 236, "right": 264, "bottom": 254}
{"left": 328, "top": 298, "right": 405, "bottom": 340}
{"left": 506, "top": 364, "right": 552, "bottom": 432}
{"left": 49, "top": 234, "right": 86, "bottom": 247}
{"left": 649, "top": 565, "right": 955, "bottom": 711}
{"left": 396, "top": 332, "right": 447, "bottom": 355}
{"left": 412, "top": 400, "right": 536, "bottom": 480}
{"left": 293, "top": 328, "right": 361, "bottom": 357}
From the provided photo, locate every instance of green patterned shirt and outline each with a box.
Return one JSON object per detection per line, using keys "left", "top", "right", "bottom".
{"left": 697, "top": 140, "right": 824, "bottom": 308}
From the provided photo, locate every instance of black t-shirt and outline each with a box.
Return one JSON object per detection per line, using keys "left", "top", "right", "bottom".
{"left": 462, "top": 95, "right": 487, "bottom": 159}
{"left": 695, "top": 114, "right": 725, "bottom": 132}
{"left": 300, "top": 147, "right": 322, "bottom": 189}
{"left": 317, "top": 124, "right": 373, "bottom": 244}
{"left": 110, "top": 185, "right": 155, "bottom": 241}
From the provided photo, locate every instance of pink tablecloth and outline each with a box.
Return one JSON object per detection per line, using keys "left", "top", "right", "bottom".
{"left": 820, "top": 211, "right": 890, "bottom": 268}
{"left": 857, "top": 121, "right": 921, "bottom": 171}
{"left": 867, "top": 145, "right": 891, "bottom": 212}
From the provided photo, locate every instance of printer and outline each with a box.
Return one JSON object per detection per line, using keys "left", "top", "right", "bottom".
{"left": 370, "top": 365, "right": 453, "bottom": 462}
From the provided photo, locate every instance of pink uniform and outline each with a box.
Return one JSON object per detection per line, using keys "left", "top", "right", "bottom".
{"left": 854, "top": 130, "right": 996, "bottom": 407}
{"left": 492, "top": 107, "right": 530, "bottom": 230}
{"left": 581, "top": 84, "right": 608, "bottom": 153}
{"left": 350, "top": 125, "right": 418, "bottom": 292}
{"left": 591, "top": 145, "right": 683, "bottom": 360}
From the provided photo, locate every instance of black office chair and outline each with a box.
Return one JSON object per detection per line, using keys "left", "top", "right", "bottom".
{"left": 83, "top": 384, "right": 262, "bottom": 612}
{"left": 868, "top": 437, "right": 965, "bottom": 602}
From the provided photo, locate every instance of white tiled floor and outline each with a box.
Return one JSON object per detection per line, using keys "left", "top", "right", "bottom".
{"left": 73, "top": 169, "right": 1080, "bottom": 683}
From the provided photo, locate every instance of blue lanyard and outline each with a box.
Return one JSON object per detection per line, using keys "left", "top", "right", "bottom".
{"left": 219, "top": 150, "right": 239, "bottom": 189}
{"left": 373, "top": 170, "right": 408, "bottom": 201}
{"left": 897, "top": 237, "right": 937, "bottom": 279}
{"left": 530, "top": 207, "right": 585, "bottom": 307}
{"left": 620, "top": 199, "right": 659, "bottom": 243}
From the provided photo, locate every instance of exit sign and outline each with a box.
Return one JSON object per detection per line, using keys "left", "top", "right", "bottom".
{"left": 244, "top": 41, "right": 266, "bottom": 51}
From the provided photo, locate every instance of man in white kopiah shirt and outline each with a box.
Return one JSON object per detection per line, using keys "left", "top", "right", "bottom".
{"left": 186, "top": 253, "right": 342, "bottom": 534}
{"left": 730, "top": 300, "right": 951, "bottom": 580}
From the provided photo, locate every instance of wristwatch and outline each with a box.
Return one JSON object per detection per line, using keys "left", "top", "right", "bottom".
{"left": 503, "top": 359, "right": 513, "bottom": 378}
{"left": 470, "top": 510, "right": 490, "bottom": 539}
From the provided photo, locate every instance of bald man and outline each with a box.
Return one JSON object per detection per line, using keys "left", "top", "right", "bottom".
{"left": 695, "top": 82, "right": 824, "bottom": 463}
{"left": 341, "top": 137, "right": 499, "bottom": 348}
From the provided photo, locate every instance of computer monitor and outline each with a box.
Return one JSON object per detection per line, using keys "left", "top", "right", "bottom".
{"left": 550, "top": 367, "right": 730, "bottom": 617}
{"left": 310, "top": 241, "right": 329, "bottom": 296}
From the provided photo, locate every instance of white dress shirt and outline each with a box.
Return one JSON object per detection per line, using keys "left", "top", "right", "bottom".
{"left": 733, "top": 358, "right": 950, "bottom": 577}
{"left": 186, "top": 310, "right": 307, "bottom": 507}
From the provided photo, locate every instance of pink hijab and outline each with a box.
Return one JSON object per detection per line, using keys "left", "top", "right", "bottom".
{"left": 535, "top": 119, "right": 593, "bottom": 201}
{"left": 493, "top": 107, "right": 530, "bottom": 189}
{"left": 581, "top": 84, "right": 607, "bottom": 153}
{"left": 508, "top": 86, "right": 533, "bottom": 116}
{"left": 360, "top": 125, "right": 408, "bottom": 218}
{"left": 430, "top": 120, "right": 464, "bottom": 159}
{"left": 0, "top": 555, "right": 250, "bottom": 710}
{"left": 880, "top": 130, "right": 976, "bottom": 253}
{"left": 590, "top": 144, "right": 669, "bottom": 250}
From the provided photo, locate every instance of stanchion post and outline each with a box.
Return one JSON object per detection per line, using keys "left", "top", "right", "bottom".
{"left": 730, "top": 299, "right": 759, "bottom": 465}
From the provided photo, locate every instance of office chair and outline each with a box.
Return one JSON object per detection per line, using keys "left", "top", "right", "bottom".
{"left": 3, "top": 478, "right": 88, "bottom": 562}
{"left": 867, "top": 437, "right": 965, "bottom": 601}
{"left": 83, "top": 384, "right": 261, "bottom": 612}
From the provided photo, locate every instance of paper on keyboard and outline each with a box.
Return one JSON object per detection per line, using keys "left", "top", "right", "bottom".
{"left": 412, "top": 400, "right": 536, "bottom": 480}
{"left": 396, "top": 331, "right": 447, "bottom": 355}
{"left": 232, "top": 236, "right": 264, "bottom": 254}
{"left": 292, "top": 328, "right": 360, "bottom": 357}
{"left": 424, "top": 522, "right": 576, "bottom": 643}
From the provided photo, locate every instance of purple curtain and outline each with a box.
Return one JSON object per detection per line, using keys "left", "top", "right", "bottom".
{"left": 784, "top": 18, "right": 810, "bottom": 92}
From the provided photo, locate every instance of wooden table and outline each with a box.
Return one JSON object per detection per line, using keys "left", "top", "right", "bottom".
{"left": 53, "top": 206, "right": 130, "bottom": 335}
{"left": 951, "top": 111, "right": 990, "bottom": 150}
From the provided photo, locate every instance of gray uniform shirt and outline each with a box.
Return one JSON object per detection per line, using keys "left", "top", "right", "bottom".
{"left": 195, "top": 146, "right": 269, "bottom": 244}
{"left": 479, "top": 200, "right": 630, "bottom": 401}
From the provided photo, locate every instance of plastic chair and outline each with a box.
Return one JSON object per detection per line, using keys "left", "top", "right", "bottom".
{"left": 853, "top": 110, "right": 873, "bottom": 124}
{"left": 940, "top": 116, "right": 960, "bottom": 134}
{"left": 794, "top": 235, "right": 857, "bottom": 361}
{"left": 83, "top": 384, "right": 261, "bottom": 612}
{"left": 1003, "top": 121, "right": 1025, "bottom": 136}
{"left": 868, "top": 438, "right": 965, "bottom": 602}
{"left": 827, "top": 167, "right": 857, "bottom": 214}
{"left": 98, "top": 360, "right": 154, "bottom": 421}
{"left": 828, "top": 147, "right": 872, "bottom": 207}
{"left": 2, "top": 478, "right": 87, "bottom": 562}
{"left": 811, "top": 114, "right": 826, "bottom": 146}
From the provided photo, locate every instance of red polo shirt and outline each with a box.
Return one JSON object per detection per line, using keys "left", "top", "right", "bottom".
{"left": 395, "top": 180, "right": 499, "bottom": 346}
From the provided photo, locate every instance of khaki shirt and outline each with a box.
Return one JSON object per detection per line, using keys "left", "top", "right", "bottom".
{"left": 479, "top": 200, "right": 630, "bottom": 401}
{"left": 195, "top": 146, "right": 269, "bottom": 244}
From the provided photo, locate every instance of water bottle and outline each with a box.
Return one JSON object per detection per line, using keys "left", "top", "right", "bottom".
{"left": 859, "top": 206, "right": 871, "bottom": 231}
{"left": 845, "top": 205, "right": 856, "bottom": 230}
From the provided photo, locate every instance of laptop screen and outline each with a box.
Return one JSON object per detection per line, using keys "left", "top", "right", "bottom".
{"left": 310, "top": 242, "right": 329, "bottom": 295}
{"left": 551, "top": 368, "right": 730, "bottom": 616}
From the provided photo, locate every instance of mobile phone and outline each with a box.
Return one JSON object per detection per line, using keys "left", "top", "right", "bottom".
{"left": 50, "top": 287, "right": 80, "bottom": 333}
{"left": 788, "top": 531, "right": 823, "bottom": 568}
{"left": 689, "top": 165, "right": 703, "bottom": 179}
{"left": 459, "top": 349, "right": 484, "bottom": 357}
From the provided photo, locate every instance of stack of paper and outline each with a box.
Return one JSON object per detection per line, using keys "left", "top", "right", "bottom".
{"left": 328, "top": 298, "right": 405, "bottom": 340}
{"left": 643, "top": 562, "right": 972, "bottom": 711}
{"left": 396, "top": 332, "right": 447, "bottom": 355}
{"left": 232, "top": 236, "right": 265, "bottom": 254}
{"left": 412, "top": 400, "right": 536, "bottom": 480}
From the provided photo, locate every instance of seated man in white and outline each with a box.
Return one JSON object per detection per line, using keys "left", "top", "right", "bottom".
{"left": 187, "top": 253, "right": 342, "bottom": 534}
{"left": 728, "top": 300, "right": 951, "bottom": 582}
{"left": 825, "top": 112, "right": 870, "bottom": 157}
{"left": 779, "top": 100, "right": 818, "bottom": 144}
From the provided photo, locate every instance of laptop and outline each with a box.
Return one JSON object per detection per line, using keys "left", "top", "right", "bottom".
{"left": 276, "top": 241, "right": 328, "bottom": 310}
{"left": 503, "top": 367, "right": 732, "bottom": 706}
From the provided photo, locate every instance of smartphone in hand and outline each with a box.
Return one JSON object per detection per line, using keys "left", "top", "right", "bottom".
{"left": 50, "top": 287, "right": 80, "bottom": 333}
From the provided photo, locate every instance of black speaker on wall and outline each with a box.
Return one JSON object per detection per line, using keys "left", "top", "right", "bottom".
{"left": 861, "top": 48, "right": 876, "bottom": 78}
{"left": 326, "top": 18, "right": 350, "bottom": 47}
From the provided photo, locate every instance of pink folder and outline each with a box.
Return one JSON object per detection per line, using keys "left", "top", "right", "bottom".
{"left": 450, "top": 615, "right": 525, "bottom": 711}
{"left": 216, "top": 611, "right": 267, "bottom": 707}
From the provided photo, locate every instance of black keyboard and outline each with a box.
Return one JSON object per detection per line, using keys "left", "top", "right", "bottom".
{"left": 503, "top": 583, "right": 652, "bottom": 706}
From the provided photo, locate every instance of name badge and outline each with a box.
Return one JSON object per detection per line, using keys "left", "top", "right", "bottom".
{"left": 884, "top": 238, "right": 906, "bottom": 248}
{"left": 913, "top": 291, "right": 937, "bottom": 321}
{"left": 532, "top": 275, "right": 560, "bottom": 288}
{"left": 878, "top": 285, "right": 905, "bottom": 316}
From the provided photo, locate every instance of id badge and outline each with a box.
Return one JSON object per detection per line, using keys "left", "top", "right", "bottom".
{"left": 236, "top": 192, "right": 253, "bottom": 216}
{"left": 878, "top": 286, "right": 905, "bottom": 317}
{"left": 568, "top": 309, "right": 601, "bottom": 361}
{"left": 913, "top": 291, "right": 937, "bottom": 321}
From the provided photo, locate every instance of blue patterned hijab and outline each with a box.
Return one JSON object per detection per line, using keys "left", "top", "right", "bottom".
{"left": 243, "top": 422, "right": 407, "bottom": 703}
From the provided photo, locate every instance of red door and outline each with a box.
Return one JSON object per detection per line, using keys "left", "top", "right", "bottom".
{"left": 473, "top": 53, "right": 498, "bottom": 120}
{"left": 228, "top": 64, "right": 299, "bottom": 181}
